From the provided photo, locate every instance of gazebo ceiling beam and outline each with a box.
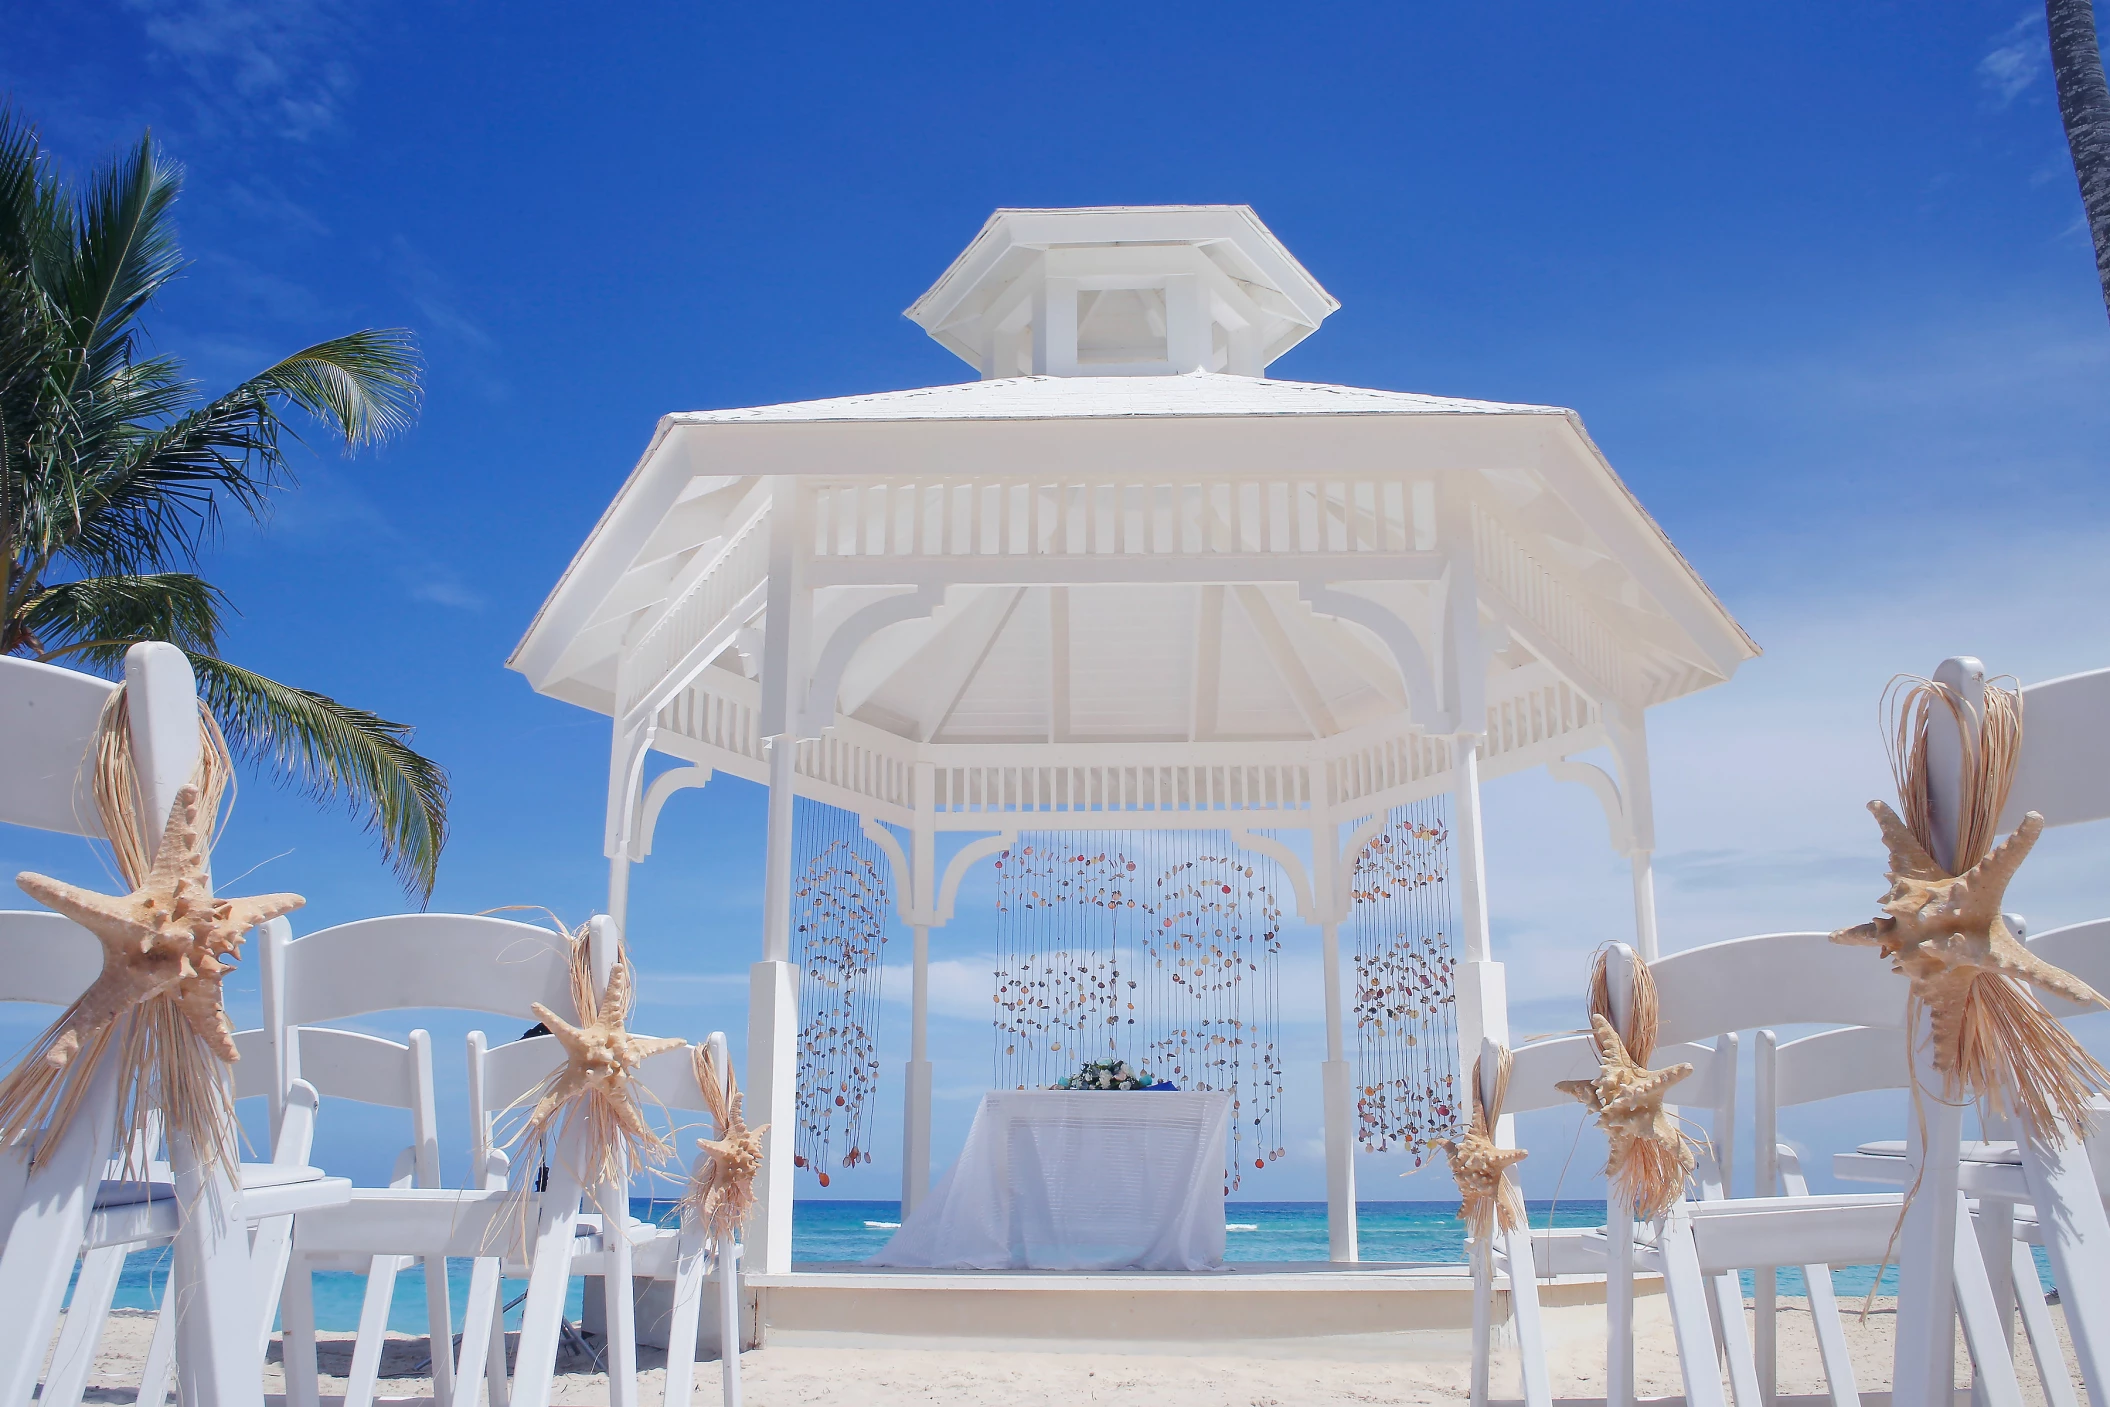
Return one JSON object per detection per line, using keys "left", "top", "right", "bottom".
{"left": 916, "top": 587, "right": 1027, "bottom": 742}
{"left": 1233, "top": 585, "right": 1336, "bottom": 739}
{"left": 1047, "top": 586, "right": 1072, "bottom": 743}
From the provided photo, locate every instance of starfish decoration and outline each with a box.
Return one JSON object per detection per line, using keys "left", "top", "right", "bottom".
{"left": 15, "top": 785, "right": 303, "bottom": 1068}
{"left": 682, "top": 1044, "right": 769, "bottom": 1246}
{"left": 526, "top": 957, "right": 687, "bottom": 1144}
{"left": 1833, "top": 802, "right": 2103, "bottom": 1013}
{"left": 1437, "top": 1081, "right": 1526, "bottom": 1241}
{"left": 1557, "top": 1013, "right": 1695, "bottom": 1217}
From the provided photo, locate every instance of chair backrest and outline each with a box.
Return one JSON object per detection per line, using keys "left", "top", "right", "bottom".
{"left": 1649, "top": 932, "right": 1911, "bottom": 1044}
{"left": 1759, "top": 1024, "right": 1909, "bottom": 1113}
{"left": 0, "top": 656, "right": 116, "bottom": 836}
{"left": 0, "top": 911, "right": 102, "bottom": 1006}
{"left": 0, "top": 644, "right": 200, "bottom": 847}
{"left": 266, "top": 914, "right": 592, "bottom": 1032}
{"left": 2001, "top": 665, "right": 2110, "bottom": 833}
{"left": 466, "top": 1031, "right": 704, "bottom": 1183}
{"left": 230, "top": 1024, "right": 442, "bottom": 1185}
{"left": 2025, "top": 918, "right": 2110, "bottom": 1018}
{"left": 258, "top": 912, "right": 610, "bottom": 1132}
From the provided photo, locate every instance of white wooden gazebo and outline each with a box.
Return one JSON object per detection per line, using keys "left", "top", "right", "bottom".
{"left": 509, "top": 205, "right": 1757, "bottom": 1274}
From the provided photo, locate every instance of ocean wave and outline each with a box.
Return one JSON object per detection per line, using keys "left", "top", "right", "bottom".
{"left": 1227, "top": 1223, "right": 1259, "bottom": 1231}
{"left": 864, "top": 1220, "right": 902, "bottom": 1229}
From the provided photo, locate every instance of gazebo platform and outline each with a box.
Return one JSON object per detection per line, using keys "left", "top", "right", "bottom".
{"left": 743, "top": 1263, "right": 1659, "bottom": 1352}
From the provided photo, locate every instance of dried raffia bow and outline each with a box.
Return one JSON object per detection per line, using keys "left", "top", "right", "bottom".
{"left": 1435, "top": 1043, "right": 1526, "bottom": 1243}
{"left": 1557, "top": 947, "right": 1698, "bottom": 1221}
{"left": 1831, "top": 677, "right": 2108, "bottom": 1137}
{"left": 504, "top": 922, "right": 685, "bottom": 1193}
{"left": 678, "top": 1043, "right": 768, "bottom": 1247}
{"left": 0, "top": 690, "right": 302, "bottom": 1171}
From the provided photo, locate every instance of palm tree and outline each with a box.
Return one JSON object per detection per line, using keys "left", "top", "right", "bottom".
{"left": 2048, "top": 0, "right": 2110, "bottom": 321}
{"left": 0, "top": 106, "right": 449, "bottom": 900}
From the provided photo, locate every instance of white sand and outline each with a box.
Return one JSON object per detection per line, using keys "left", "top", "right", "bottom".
{"left": 63, "top": 1298, "right": 2078, "bottom": 1405}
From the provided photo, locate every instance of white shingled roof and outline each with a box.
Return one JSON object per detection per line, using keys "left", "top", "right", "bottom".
{"left": 664, "top": 372, "right": 1560, "bottom": 426}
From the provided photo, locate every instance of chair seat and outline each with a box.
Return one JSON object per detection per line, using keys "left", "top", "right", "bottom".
{"left": 85, "top": 1174, "right": 350, "bottom": 1250}
{"left": 1855, "top": 1139, "right": 2020, "bottom": 1164}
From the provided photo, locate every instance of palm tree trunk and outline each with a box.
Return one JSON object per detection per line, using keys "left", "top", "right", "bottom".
{"left": 2049, "top": 0, "right": 2110, "bottom": 319}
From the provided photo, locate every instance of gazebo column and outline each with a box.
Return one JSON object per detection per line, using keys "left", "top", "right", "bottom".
{"left": 1450, "top": 741, "right": 1507, "bottom": 1093}
{"left": 1604, "top": 711, "right": 1660, "bottom": 962}
{"left": 899, "top": 764, "right": 939, "bottom": 1216}
{"left": 1319, "top": 910, "right": 1359, "bottom": 1262}
{"left": 748, "top": 733, "right": 800, "bottom": 1274}
{"left": 747, "top": 480, "right": 808, "bottom": 1277}
{"left": 1309, "top": 818, "right": 1359, "bottom": 1263}
{"left": 902, "top": 923, "right": 933, "bottom": 1215}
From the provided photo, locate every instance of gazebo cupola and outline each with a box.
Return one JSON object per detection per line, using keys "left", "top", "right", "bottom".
{"left": 510, "top": 204, "right": 1758, "bottom": 1276}
{"left": 906, "top": 206, "right": 1341, "bottom": 378}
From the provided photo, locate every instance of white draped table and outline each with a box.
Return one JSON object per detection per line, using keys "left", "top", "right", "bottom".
{"left": 869, "top": 1090, "right": 1232, "bottom": 1271}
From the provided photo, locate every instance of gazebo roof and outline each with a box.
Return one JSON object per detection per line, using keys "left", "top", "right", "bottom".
{"left": 510, "top": 371, "right": 1755, "bottom": 743}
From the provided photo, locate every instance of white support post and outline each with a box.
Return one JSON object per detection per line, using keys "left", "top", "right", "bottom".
{"left": 1451, "top": 741, "right": 1506, "bottom": 1100}
{"left": 748, "top": 734, "right": 800, "bottom": 1274}
{"left": 1629, "top": 852, "right": 1659, "bottom": 963}
{"left": 1319, "top": 913, "right": 1359, "bottom": 1263}
{"left": 902, "top": 923, "right": 933, "bottom": 1216}
{"left": 745, "top": 958, "right": 797, "bottom": 1276}
{"left": 1311, "top": 809, "right": 1360, "bottom": 1264}
{"left": 1165, "top": 273, "right": 1211, "bottom": 372}
{"left": 1605, "top": 943, "right": 1638, "bottom": 1407}
{"left": 1894, "top": 657, "right": 1981, "bottom": 1407}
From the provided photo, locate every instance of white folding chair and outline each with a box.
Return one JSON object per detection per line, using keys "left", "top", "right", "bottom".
{"left": 1484, "top": 1009, "right": 1737, "bottom": 1407}
{"left": 278, "top": 913, "right": 627, "bottom": 1407}
{"left": 464, "top": 1021, "right": 726, "bottom": 1406}
{"left": 1645, "top": 921, "right": 2033, "bottom": 1407}
{"left": 263, "top": 1024, "right": 449, "bottom": 1407}
{"left": 0, "top": 646, "right": 349, "bottom": 1407}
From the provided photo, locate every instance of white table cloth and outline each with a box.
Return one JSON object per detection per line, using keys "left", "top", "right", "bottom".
{"left": 869, "top": 1090, "right": 1231, "bottom": 1271}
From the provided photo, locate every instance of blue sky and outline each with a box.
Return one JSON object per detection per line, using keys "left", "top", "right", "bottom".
{"left": 3, "top": 2, "right": 2109, "bottom": 1208}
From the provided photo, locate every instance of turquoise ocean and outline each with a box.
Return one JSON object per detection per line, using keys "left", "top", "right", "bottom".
{"left": 81, "top": 1199, "right": 2022, "bottom": 1334}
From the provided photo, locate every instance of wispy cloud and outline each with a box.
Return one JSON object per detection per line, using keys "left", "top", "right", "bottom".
{"left": 1978, "top": 12, "right": 2048, "bottom": 108}
{"left": 122, "top": 0, "right": 362, "bottom": 142}
{"left": 390, "top": 237, "right": 509, "bottom": 402}
{"left": 256, "top": 466, "right": 488, "bottom": 613}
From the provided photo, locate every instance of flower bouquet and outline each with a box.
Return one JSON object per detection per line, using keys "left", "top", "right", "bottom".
{"left": 1052, "top": 1058, "right": 1173, "bottom": 1091}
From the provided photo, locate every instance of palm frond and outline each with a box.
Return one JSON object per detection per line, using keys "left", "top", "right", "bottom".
{"left": 0, "top": 104, "right": 68, "bottom": 284}
{"left": 186, "top": 654, "right": 449, "bottom": 902}
{"left": 253, "top": 330, "right": 421, "bottom": 451}
{"left": 11, "top": 572, "right": 226, "bottom": 664}
{"left": 57, "top": 131, "right": 182, "bottom": 391}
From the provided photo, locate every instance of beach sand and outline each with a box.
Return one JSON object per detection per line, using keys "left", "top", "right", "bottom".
{"left": 62, "top": 1297, "right": 2078, "bottom": 1405}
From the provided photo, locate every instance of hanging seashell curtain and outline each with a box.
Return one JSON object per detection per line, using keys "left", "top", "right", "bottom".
{"left": 991, "top": 830, "right": 1286, "bottom": 1189}
{"left": 1349, "top": 798, "right": 1461, "bottom": 1166}
{"left": 790, "top": 799, "right": 890, "bottom": 1187}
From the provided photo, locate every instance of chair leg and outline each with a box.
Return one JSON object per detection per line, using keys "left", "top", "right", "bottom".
{"left": 1469, "top": 1236, "right": 1494, "bottom": 1407}
{"left": 1498, "top": 1227, "right": 1550, "bottom": 1407}
{"left": 1755, "top": 1266, "right": 1776, "bottom": 1407}
{"left": 1951, "top": 1194, "right": 2024, "bottom": 1407}
{"left": 2015, "top": 1117, "right": 2110, "bottom": 1404}
{"left": 1800, "top": 1262, "right": 1859, "bottom": 1407}
{"left": 245, "top": 1214, "right": 299, "bottom": 1361}
{"left": 485, "top": 1278, "right": 513, "bottom": 1407}
{"left": 1656, "top": 1208, "right": 1730, "bottom": 1407}
{"left": 600, "top": 1186, "right": 638, "bottom": 1407}
{"left": 451, "top": 1257, "right": 501, "bottom": 1407}
{"left": 167, "top": 1130, "right": 264, "bottom": 1407}
{"left": 1709, "top": 1265, "right": 1763, "bottom": 1407}
{"left": 661, "top": 1229, "right": 707, "bottom": 1407}
{"left": 426, "top": 1254, "right": 456, "bottom": 1407}
{"left": 1607, "top": 1193, "right": 1636, "bottom": 1407}
{"left": 0, "top": 1061, "right": 118, "bottom": 1407}
{"left": 2010, "top": 1241, "right": 2079, "bottom": 1407}
{"left": 137, "top": 1267, "right": 178, "bottom": 1407}
{"left": 43, "top": 1244, "right": 128, "bottom": 1407}
{"left": 508, "top": 1160, "right": 589, "bottom": 1407}
{"left": 343, "top": 1255, "right": 405, "bottom": 1407}
{"left": 279, "top": 1258, "right": 321, "bottom": 1407}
